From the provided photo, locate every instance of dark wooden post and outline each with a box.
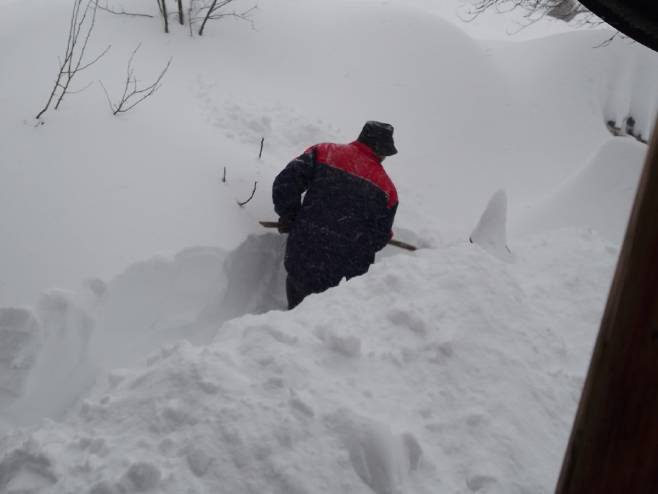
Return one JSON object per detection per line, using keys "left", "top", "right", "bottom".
{"left": 555, "top": 117, "right": 658, "bottom": 492}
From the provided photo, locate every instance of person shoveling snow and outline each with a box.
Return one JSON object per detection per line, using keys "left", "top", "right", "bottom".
{"left": 272, "top": 121, "right": 400, "bottom": 309}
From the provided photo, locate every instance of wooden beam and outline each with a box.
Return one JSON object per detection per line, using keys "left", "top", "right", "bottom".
{"left": 555, "top": 117, "right": 658, "bottom": 492}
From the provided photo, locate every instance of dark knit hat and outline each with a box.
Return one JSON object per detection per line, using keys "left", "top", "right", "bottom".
{"left": 357, "top": 121, "right": 398, "bottom": 157}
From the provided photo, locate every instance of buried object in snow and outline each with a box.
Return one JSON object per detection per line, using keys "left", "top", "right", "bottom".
{"left": 259, "top": 221, "right": 418, "bottom": 251}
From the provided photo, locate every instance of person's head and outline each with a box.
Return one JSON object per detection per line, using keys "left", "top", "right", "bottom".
{"left": 357, "top": 121, "right": 397, "bottom": 159}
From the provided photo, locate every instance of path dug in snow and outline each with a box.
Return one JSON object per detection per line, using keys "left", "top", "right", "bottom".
{"left": 0, "top": 229, "right": 616, "bottom": 493}
{"left": 0, "top": 235, "right": 289, "bottom": 426}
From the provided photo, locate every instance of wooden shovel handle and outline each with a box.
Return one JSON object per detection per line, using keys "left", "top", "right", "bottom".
{"left": 259, "top": 221, "right": 417, "bottom": 251}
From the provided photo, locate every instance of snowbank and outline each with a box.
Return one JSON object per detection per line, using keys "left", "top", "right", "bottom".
{"left": 0, "top": 228, "right": 617, "bottom": 493}
{"left": 513, "top": 138, "right": 646, "bottom": 243}
{"left": 1, "top": 236, "right": 288, "bottom": 425}
{"left": 0, "top": 0, "right": 652, "bottom": 491}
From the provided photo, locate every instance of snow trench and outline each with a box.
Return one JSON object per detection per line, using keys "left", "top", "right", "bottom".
{"left": 0, "top": 234, "right": 287, "bottom": 427}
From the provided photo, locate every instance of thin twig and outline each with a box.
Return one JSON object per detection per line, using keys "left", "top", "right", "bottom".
{"left": 237, "top": 181, "right": 258, "bottom": 206}
{"left": 188, "top": 0, "right": 195, "bottom": 36}
{"left": 55, "top": 0, "right": 109, "bottom": 109}
{"left": 594, "top": 31, "right": 626, "bottom": 48}
{"left": 99, "top": 80, "right": 115, "bottom": 113}
{"left": 102, "top": 44, "right": 172, "bottom": 115}
{"left": 94, "top": 0, "right": 154, "bottom": 18}
{"left": 66, "top": 81, "right": 95, "bottom": 94}
{"left": 197, "top": 0, "right": 255, "bottom": 35}
{"left": 77, "top": 44, "right": 112, "bottom": 71}
{"left": 462, "top": 0, "right": 598, "bottom": 29}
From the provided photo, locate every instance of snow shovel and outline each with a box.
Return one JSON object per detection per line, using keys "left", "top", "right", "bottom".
{"left": 259, "top": 221, "right": 417, "bottom": 251}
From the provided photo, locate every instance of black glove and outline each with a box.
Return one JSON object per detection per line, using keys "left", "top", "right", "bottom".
{"left": 278, "top": 216, "right": 293, "bottom": 234}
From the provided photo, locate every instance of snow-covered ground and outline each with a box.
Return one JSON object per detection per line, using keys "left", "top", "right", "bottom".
{"left": 1, "top": 0, "right": 656, "bottom": 492}
{"left": 0, "top": 230, "right": 618, "bottom": 493}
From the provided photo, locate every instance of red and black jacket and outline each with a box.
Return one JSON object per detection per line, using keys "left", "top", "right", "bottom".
{"left": 273, "top": 141, "right": 398, "bottom": 291}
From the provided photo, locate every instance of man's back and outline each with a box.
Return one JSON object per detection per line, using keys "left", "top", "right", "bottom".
{"left": 274, "top": 141, "right": 397, "bottom": 291}
{"left": 273, "top": 121, "right": 399, "bottom": 307}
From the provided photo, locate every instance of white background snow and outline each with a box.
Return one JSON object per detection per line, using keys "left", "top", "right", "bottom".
{"left": 0, "top": 0, "right": 656, "bottom": 492}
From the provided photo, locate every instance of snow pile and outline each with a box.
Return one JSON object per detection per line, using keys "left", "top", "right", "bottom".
{"left": 0, "top": 229, "right": 617, "bottom": 493}
{"left": 1, "top": 236, "right": 290, "bottom": 425}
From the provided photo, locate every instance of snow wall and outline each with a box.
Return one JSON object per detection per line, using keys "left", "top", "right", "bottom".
{"left": 0, "top": 229, "right": 618, "bottom": 493}
{"left": 0, "top": 235, "right": 287, "bottom": 426}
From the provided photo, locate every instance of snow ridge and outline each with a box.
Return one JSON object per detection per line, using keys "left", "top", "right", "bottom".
{"left": 0, "top": 230, "right": 616, "bottom": 493}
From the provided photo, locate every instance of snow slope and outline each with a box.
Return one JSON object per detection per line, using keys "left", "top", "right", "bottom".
{"left": 0, "top": 0, "right": 656, "bottom": 492}
{"left": 513, "top": 138, "right": 646, "bottom": 243}
{"left": 0, "top": 229, "right": 617, "bottom": 493}
{"left": 1, "top": 0, "right": 654, "bottom": 304}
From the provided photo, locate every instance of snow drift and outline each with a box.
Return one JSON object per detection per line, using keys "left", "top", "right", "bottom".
{"left": 513, "top": 138, "right": 646, "bottom": 243}
{"left": 2, "top": 0, "right": 656, "bottom": 305}
{"left": 0, "top": 0, "right": 654, "bottom": 492}
{"left": 0, "top": 229, "right": 617, "bottom": 493}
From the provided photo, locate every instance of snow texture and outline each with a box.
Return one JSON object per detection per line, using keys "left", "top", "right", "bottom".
{"left": 1, "top": 0, "right": 654, "bottom": 305}
{"left": 0, "top": 230, "right": 618, "bottom": 493}
{"left": 0, "top": 0, "right": 653, "bottom": 492}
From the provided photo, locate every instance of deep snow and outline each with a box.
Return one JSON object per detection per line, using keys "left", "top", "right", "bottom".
{"left": 1, "top": 0, "right": 656, "bottom": 492}
{"left": 0, "top": 229, "right": 618, "bottom": 493}
{"left": 1, "top": 0, "right": 655, "bottom": 305}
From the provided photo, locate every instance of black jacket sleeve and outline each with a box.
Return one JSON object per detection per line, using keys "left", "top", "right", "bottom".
{"left": 371, "top": 202, "right": 398, "bottom": 252}
{"left": 272, "top": 148, "right": 316, "bottom": 222}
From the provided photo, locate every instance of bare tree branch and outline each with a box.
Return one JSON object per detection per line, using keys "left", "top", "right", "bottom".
{"left": 101, "top": 44, "right": 172, "bottom": 115}
{"left": 76, "top": 44, "right": 112, "bottom": 71}
{"left": 177, "top": 0, "right": 184, "bottom": 24}
{"left": 94, "top": 0, "right": 154, "bottom": 18}
{"left": 458, "top": 0, "right": 627, "bottom": 43}
{"left": 99, "top": 80, "right": 115, "bottom": 113}
{"left": 462, "top": 0, "right": 598, "bottom": 27}
{"left": 55, "top": 0, "right": 103, "bottom": 109}
{"left": 197, "top": 0, "right": 255, "bottom": 35}
{"left": 594, "top": 30, "right": 627, "bottom": 48}
{"left": 66, "top": 81, "right": 95, "bottom": 94}
{"left": 36, "top": 0, "right": 111, "bottom": 120}
{"left": 161, "top": 0, "right": 169, "bottom": 33}
{"left": 188, "top": 6, "right": 194, "bottom": 35}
